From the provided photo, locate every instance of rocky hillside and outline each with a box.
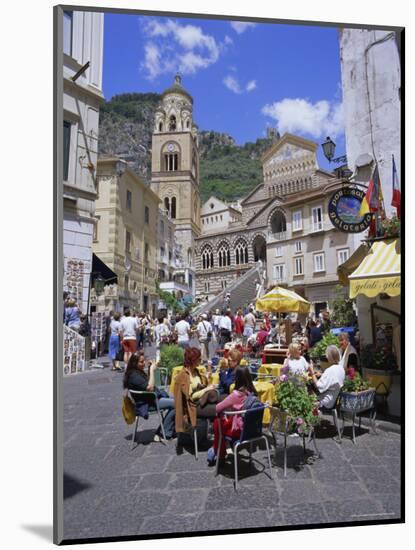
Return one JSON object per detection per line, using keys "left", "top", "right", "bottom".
{"left": 98, "top": 93, "right": 277, "bottom": 202}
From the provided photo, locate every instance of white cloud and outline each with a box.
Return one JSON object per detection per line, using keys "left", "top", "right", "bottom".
{"left": 141, "top": 18, "right": 225, "bottom": 79}
{"left": 261, "top": 98, "right": 344, "bottom": 139}
{"left": 230, "top": 21, "right": 256, "bottom": 34}
{"left": 224, "top": 75, "right": 242, "bottom": 94}
{"left": 224, "top": 74, "right": 257, "bottom": 94}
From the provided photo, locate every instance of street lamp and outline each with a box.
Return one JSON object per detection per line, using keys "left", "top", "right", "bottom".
{"left": 93, "top": 273, "right": 105, "bottom": 295}
{"left": 322, "top": 136, "right": 336, "bottom": 162}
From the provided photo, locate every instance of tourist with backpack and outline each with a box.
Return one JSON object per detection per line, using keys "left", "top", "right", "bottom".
{"left": 207, "top": 365, "right": 258, "bottom": 465}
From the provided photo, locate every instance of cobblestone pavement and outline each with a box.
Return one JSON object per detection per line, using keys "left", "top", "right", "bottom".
{"left": 63, "top": 358, "right": 401, "bottom": 541}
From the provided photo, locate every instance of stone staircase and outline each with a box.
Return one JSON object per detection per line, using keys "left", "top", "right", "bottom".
{"left": 192, "top": 261, "right": 265, "bottom": 317}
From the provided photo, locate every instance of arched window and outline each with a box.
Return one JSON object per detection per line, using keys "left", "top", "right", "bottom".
{"left": 235, "top": 239, "right": 249, "bottom": 265}
{"left": 187, "top": 248, "right": 192, "bottom": 267}
{"left": 202, "top": 245, "right": 214, "bottom": 270}
{"left": 169, "top": 115, "right": 177, "bottom": 131}
{"left": 171, "top": 196, "right": 177, "bottom": 219}
{"left": 218, "top": 242, "right": 231, "bottom": 267}
{"left": 164, "top": 197, "right": 170, "bottom": 215}
{"left": 186, "top": 120, "right": 190, "bottom": 129}
{"left": 270, "top": 210, "right": 287, "bottom": 235}
{"left": 159, "top": 121, "right": 163, "bottom": 132}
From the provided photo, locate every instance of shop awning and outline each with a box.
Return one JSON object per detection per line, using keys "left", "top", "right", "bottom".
{"left": 337, "top": 243, "right": 370, "bottom": 286}
{"left": 348, "top": 239, "right": 400, "bottom": 298}
{"left": 92, "top": 254, "right": 118, "bottom": 284}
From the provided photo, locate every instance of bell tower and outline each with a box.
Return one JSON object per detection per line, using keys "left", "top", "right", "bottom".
{"left": 151, "top": 74, "right": 201, "bottom": 295}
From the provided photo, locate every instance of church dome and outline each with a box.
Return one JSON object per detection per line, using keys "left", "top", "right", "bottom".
{"left": 161, "top": 74, "right": 193, "bottom": 104}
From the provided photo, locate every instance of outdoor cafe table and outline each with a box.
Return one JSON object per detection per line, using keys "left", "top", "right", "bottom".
{"left": 229, "top": 380, "right": 275, "bottom": 424}
{"left": 168, "top": 365, "right": 219, "bottom": 394}
{"left": 257, "top": 363, "right": 284, "bottom": 379}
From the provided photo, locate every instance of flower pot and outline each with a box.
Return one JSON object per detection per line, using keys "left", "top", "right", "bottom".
{"left": 362, "top": 368, "right": 395, "bottom": 396}
{"left": 339, "top": 388, "right": 376, "bottom": 414}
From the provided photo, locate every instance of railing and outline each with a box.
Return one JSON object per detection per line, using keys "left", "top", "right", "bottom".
{"left": 268, "top": 231, "right": 287, "bottom": 242}
{"left": 192, "top": 260, "right": 264, "bottom": 317}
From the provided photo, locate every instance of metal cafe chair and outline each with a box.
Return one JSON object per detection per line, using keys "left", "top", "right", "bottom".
{"left": 128, "top": 390, "right": 167, "bottom": 450}
{"left": 215, "top": 405, "right": 273, "bottom": 490}
{"left": 269, "top": 407, "right": 320, "bottom": 478}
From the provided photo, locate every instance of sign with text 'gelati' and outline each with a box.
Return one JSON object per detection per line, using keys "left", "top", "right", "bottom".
{"left": 328, "top": 187, "right": 372, "bottom": 233}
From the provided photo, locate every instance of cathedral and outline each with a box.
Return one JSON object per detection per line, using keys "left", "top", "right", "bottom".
{"left": 151, "top": 75, "right": 355, "bottom": 316}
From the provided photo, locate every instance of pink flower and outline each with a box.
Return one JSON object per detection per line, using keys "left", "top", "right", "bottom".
{"left": 347, "top": 368, "right": 356, "bottom": 380}
{"left": 296, "top": 418, "right": 304, "bottom": 425}
{"left": 280, "top": 374, "right": 288, "bottom": 382}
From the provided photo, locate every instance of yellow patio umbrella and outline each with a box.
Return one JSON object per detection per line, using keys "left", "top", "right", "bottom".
{"left": 255, "top": 286, "right": 311, "bottom": 347}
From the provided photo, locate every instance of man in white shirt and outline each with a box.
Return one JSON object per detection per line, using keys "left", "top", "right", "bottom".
{"left": 219, "top": 310, "right": 232, "bottom": 348}
{"left": 174, "top": 314, "right": 191, "bottom": 349}
{"left": 120, "top": 308, "right": 139, "bottom": 363}
{"left": 197, "top": 313, "right": 212, "bottom": 363}
{"left": 212, "top": 309, "right": 220, "bottom": 337}
{"left": 309, "top": 345, "right": 345, "bottom": 409}
{"left": 154, "top": 316, "right": 171, "bottom": 362}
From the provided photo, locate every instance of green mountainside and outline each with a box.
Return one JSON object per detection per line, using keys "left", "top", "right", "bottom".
{"left": 98, "top": 93, "right": 276, "bottom": 203}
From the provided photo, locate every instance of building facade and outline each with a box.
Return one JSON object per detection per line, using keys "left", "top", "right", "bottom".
{"left": 339, "top": 28, "right": 401, "bottom": 217}
{"left": 93, "top": 157, "right": 160, "bottom": 316}
{"left": 150, "top": 75, "right": 201, "bottom": 297}
{"left": 195, "top": 134, "right": 357, "bottom": 315}
{"left": 63, "top": 9, "right": 104, "bottom": 313}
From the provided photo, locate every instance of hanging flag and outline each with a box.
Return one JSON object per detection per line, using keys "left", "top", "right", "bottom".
{"left": 359, "top": 164, "right": 384, "bottom": 236}
{"left": 391, "top": 155, "right": 401, "bottom": 219}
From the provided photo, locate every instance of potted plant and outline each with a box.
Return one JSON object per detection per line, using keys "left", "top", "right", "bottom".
{"left": 274, "top": 368, "right": 321, "bottom": 435}
{"left": 159, "top": 344, "right": 184, "bottom": 382}
{"left": 309, "top": 332, "right": 339, "bottom": 371}
{"left": 381, "top": 216, "right": 400, "bottom": 238}
{"left": 338, "top": 369, "right": 375, "bottom": 413}
{"left": 360, "top": 344, "right": 398, "bottom": 396}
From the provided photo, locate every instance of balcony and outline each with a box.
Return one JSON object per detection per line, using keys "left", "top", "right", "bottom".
{"left": 159, "top": 280, "right": 191, "bottom": 295}
{"left": 267, "top": 231, "right": 287, "bottom": 243}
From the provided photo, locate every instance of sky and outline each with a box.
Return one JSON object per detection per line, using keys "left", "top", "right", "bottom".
{"left": 102, "top": 13, "right": 346, "bottom": 171}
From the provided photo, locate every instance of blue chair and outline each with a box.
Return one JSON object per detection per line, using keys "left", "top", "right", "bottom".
{"left": 128, "top": 390, "right": 167, "bottom": 450}
{"left": 215, "top": 405, "right": 273, "bottom": 490}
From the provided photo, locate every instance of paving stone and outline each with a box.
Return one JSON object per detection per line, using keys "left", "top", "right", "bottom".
{"left": 167, "top": 488, "right": 209, "bottom": 513}
{"left": 376, "top": 494, "right": 402, "bottom": 517}
{"left": 135, "top": 473, "right": 172, "bottom": 490}
{"left": 323, "top": 498, "right": 385, "bottom": 523}
{"left": 352, "top": 466, "right": 400, "bottom": 494}
{"left": 140, "top": 514, "right": 199, "bottom": 535}
{"left": 279, "top": 480, "right": 323, "bottom": 504}
{"left": 312, "top": 464, "right": 360, "bottom": 482}
{"left": 169, "top": 470, "right": 223, "bottom": 489}
{"left": 318, "top": 482, "right": 370, "bottom": 501}
{"left": 200, "top": 508, "right": 280, "bottom": 530}
{"left": 121, "top": 454, "right": 173, "bottom": 476}
{"left": 205, "top": 485, "right": 279, "bottom": 511}
{"left": 282, "top": 503, "right": 328, "bottom": 525}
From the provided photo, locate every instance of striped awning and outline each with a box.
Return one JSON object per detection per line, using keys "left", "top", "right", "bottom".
{"left": 348, "top": 239, "right": 400, "bottom": 298}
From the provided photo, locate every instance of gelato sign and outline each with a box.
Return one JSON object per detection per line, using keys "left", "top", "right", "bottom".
{"left": 328, "top": 187, "right": 372, "bottom": 233}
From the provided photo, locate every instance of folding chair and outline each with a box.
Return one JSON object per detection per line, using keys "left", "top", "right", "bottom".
{"left": 269, "top": 407, "right": 320, "bottom": 478}
{"left": 128, "top": 390, "right": 167, "bottom": 449}
{"left": 215, "top": 405, "right": 273, "bottom": 490}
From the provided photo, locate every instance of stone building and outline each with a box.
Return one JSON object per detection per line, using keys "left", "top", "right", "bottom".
{"left": 62, "top": 9, "right": 104, "bottom": 313}
{"left": 93, "top": 157, "right": 160, "bottom": 316}
{"left": 339, "top": 28, "right": 401, "bottom": 217}
{"left": 195, "top": 134, "right": 357, "bottom": 316}
{"left": 150, "top": 75, "right": 201, "bottom": 297}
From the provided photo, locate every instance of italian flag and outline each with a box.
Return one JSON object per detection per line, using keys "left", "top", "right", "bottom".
{"left": 391, "top": 155, "right": 401, "bottom": 219}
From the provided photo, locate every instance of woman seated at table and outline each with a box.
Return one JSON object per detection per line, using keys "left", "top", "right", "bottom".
{"left": 207, "top": 365, "right": 257, "bottom": 465}
{"left": 123, "top": 352, "right": 176, "bottom": 441}
{"left": 174, "top": 347, "right": 218, "bottom": 434}
{"left": 308, "top": 345, "right": 345, "bottom": 409}
{"left": 256, "top": 323, "right": 270, "bottom": 348}
{"left": 218, "top": 349, "right": 242, "bottom": 395}
{"left": 283, "top": 343, "right": 309, "bottom": 376}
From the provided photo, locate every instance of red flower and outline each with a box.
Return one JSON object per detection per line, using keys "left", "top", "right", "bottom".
{"left": 347, "top": 368, "right": 356, "bottom": 380}
{"left": 312, "top": 408, "right": 319, "bottom": 416}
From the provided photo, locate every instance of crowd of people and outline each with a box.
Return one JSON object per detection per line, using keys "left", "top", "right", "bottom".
{"left": 64, "top": 294, "right": 361, "bottom": 465}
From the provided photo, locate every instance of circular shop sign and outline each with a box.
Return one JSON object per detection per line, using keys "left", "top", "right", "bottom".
{"left": 328, "top": 187, "right": 372, "bottom": 233}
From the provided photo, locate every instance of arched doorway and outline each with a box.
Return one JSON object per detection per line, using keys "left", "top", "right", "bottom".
{"left": 253, "top": 234, "right": 267, "bottom": 263}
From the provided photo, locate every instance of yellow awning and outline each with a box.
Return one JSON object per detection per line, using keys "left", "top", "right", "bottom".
{"left": 337, "top": 243, "right": 370, "bottom": 286}
{"left": 349, "top": 239, "right": 400, "bottom": 298}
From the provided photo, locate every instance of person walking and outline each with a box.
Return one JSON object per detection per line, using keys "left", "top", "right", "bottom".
{"left": 154, "top": 316, "right": 171, "bottom": 362}
{"left": 234, "top": 309, "right": 245, "bottom": 340}
{"left": 108, "top": 312, "right": 122, "bottom": 370}
{"left": 120, "top": 308, "right": 139, "bottom": 363}
{"left": 218, "top": 310, "right": 232, "bottom": 348}
{"left": 197, "top": 313, "right": 212, "bottom": 364}
{"left": 243, "top": 307, "right": 256, "bottom": 343}
{"left": 174, "top": 314, "right": 191, "bottom": 349}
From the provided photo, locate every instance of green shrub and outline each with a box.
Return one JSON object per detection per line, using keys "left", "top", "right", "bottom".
{"left": 309, "top": 332, "right": 340, "bottom": 360}
{"left": 159, "top": 345, "right": 184, "bottom": 377}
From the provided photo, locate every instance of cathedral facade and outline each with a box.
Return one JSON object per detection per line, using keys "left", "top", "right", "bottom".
{"left": 150, "top": 76, "right": 355, "bottom": 316}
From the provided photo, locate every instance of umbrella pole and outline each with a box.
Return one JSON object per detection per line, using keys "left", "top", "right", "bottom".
{"left": 278, "top": 312, "right": 281, "bottom": 349}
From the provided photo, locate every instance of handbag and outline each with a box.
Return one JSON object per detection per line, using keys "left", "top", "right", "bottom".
{"left": 122, "top": 394, "right": 136, "bottom": 424}
{"left": 116, "top": 344, "right": 124, "bottom": 362}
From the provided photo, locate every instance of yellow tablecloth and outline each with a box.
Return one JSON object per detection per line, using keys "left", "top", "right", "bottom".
{"left": 169, "top": 365, "right": 208, "bottom": 394}
{"left": 229, "top": 380, "right": 275, "bottom": 424}
{"left": 257, "top": 364, "right": 284, "bottom": 379}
